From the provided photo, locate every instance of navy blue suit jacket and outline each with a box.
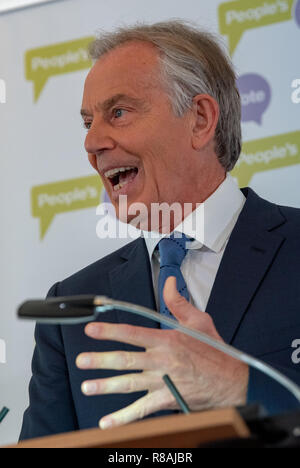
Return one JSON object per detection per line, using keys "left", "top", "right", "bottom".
{"left": 20, "top": 188, "right": 300, "bottom": 440}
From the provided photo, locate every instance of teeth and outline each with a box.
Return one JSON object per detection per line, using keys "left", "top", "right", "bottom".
{"left": 113, "top": 180, "right": 130, "bottom": 191}
{"left": 104, "top": 166, "right": 135, "bottom": 178}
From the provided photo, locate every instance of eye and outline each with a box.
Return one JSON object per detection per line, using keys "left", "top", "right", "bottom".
{"left": 113, "top": 108, "right": 127, "bottom": 119}
{"left": 83, "top": 121, "right": 92, "bottom": 130}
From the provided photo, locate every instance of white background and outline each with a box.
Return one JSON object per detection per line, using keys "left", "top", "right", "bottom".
{"left": 0, "top": 0, "right": 299, "bottom": 445}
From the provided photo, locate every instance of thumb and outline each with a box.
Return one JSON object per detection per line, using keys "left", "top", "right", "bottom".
{"left": 163, "top": 276, "right": 220, "bottom": 337}
{"left": 163, "top": 276, "right": 200, "bottom": 325}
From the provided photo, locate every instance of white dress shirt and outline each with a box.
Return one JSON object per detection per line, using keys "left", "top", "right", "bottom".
{"left": 142, "top": 173, "right": 246, "bottom": 312}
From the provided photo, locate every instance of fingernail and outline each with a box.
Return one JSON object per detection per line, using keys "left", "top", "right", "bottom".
{"left": 77, "top": 355, "right": 91, "bottom": 368}
{"left": 86, "top": 324, "right": 97, "bottom": 336}
{"left": 82, "top": 381, "right": 97, "bottom": 395}
{"left": 99, "top": 418, "right": 113, "bottom": 430}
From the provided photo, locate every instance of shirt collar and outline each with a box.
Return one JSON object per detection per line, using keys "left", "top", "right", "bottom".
{"left": 142, "top": 173, "right": 246, "bottom": 260}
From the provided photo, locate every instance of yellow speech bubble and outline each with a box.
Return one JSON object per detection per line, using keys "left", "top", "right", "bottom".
{"left": 31, "top": 175, "right": 103, "bottom": 239}
{"left": 219, "top": 0, "right": 294, "bottom": 55}
{"left": 232, "top": 130, "right": 300, "bottom": 186}
{"left": 25, "top": 36, "right": 94, "bottom": 102}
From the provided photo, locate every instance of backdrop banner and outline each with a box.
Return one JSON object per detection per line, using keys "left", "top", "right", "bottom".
{"left": 0, "top": 0, "right": 299, "bottom": 445}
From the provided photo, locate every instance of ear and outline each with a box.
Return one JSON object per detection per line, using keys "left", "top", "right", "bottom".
{"left": 190, "top": 94, "right": 219, "bottom": 151}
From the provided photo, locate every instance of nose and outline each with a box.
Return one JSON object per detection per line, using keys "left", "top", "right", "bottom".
{"left": 84, "top": 119, "right": 116, "bottom": 156}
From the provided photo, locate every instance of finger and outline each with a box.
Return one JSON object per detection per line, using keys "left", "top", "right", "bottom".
{"left": 99, "top": 389, "right": 172, "bottom": 429}
{"left": 81, "top": 371, "right": 162, "bottom": 396}
{"left": 76, "top": 350, "right": 162, "bottom": 371}
{"left": 163, "top": 276, "right": 218, "bottom": 335}
{"left": 163, "top": 276, "right": 191, "bottom": 323}
{"left": 84, "top": 321, "right": 170, "bottom": 348}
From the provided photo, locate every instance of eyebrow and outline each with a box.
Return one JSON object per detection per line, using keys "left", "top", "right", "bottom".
{"left": 80, "top": 94, "right": 148, "bottom": 118}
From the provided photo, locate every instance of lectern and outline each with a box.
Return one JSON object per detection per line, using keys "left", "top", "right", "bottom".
{"left": 6, "top": 408, "right": 249, "bottom": 448}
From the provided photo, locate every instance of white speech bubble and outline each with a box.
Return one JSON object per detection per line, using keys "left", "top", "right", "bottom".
{"left": 0, "top": 338, "right": 6, "bottom": 364}
{"left": 0, "top": 79, "right": 6, "bottom": 104}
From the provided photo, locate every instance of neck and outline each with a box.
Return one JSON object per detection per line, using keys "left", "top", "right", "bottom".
{"left": 153, "top": 171, "right": 226, "bottom": 234}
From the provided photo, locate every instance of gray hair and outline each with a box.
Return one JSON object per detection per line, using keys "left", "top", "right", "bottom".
{"left": 89, "top": 20, "right": 241, "bottom": 171}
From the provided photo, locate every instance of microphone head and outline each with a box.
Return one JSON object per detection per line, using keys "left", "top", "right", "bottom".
{"left": 18, "top": 295, "right": 97, "bottom": 324}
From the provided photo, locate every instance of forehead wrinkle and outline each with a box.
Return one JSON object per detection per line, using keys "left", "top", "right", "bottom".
{"left": 96, "top": 93, "right": 149, "bottom": 113}
{"left": 80, "top": 93, "right": 151, "bottom": 118}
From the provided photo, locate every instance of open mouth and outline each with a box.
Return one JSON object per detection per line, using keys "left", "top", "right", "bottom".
{"left": 104, "top": 166, "right": 139, "bottom": 192}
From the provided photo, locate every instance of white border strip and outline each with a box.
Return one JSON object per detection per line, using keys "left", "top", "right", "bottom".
{"left": 0, "top": 0, "right": 63, "bottom": 14}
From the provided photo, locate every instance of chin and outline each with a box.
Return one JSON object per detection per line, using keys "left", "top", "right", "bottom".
{"left": 115, "top": 196, "right": 152, "bottom": 229}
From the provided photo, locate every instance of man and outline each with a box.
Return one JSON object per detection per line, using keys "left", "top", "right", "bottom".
{"left": 20, "top": 21, "right": 300, "bottom": 439}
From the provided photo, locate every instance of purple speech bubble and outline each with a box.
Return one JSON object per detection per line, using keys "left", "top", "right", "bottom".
{"left": 237, "top": 73, "right": 271, "bottom": 125}
{"left": 295, "top": 0, "right": 300, "bottom": 27}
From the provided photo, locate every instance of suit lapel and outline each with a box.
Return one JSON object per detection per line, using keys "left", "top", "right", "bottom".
{"left": 109, "top": 237, "right": 158, "bottom": 329}
{"left": 107, "top": 189, "right": 286, "bottom": 341}
{"left": 206, "top": 188, "right": 286, "bottom": 344}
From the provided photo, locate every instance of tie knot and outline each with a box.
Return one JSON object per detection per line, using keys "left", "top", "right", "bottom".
{"left": 158, "top": 232, "right": 192, "bottom": 268}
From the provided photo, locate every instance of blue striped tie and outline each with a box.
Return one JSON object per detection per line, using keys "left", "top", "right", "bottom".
{"left": 158, "top": 232, "right": 191, "bottom": 329}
